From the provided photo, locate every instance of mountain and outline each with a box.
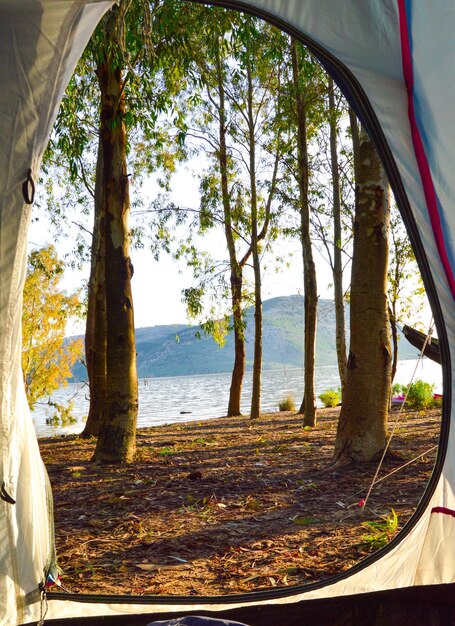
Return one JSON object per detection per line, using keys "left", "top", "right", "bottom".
{"left": 71, "top": 295, "right": 420, "bottom": 380}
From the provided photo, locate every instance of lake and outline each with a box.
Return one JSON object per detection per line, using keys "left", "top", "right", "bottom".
{"left": 32, "top": 358, "right": 443, "bottom": 438}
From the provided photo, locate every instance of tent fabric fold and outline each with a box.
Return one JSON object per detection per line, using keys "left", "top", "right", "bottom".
{"left": 0, "top": 2, "right": 113, "bottom": 624}
{"left": 0, "top": 0, "right": 454, "bottom": 624}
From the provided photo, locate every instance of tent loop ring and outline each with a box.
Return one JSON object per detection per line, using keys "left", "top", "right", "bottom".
{"left": 1, "top": 481, "right": 16, "bottom": 505}
{"left": 22, "top": 168, "right": 35, "bottom": 205}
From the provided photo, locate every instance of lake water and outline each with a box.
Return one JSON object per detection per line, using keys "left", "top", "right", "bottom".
{"left": 32, "top": 358, "right": 443, "bottom": 438}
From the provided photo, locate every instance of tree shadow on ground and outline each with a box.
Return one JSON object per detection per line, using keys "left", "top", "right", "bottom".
{"left": 40, "top": 407, "right": 440, "bottom": 596}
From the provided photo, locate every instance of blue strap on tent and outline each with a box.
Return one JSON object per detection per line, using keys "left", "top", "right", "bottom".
{"left": 147, "top": 617, "right": 250, "bottom": 626}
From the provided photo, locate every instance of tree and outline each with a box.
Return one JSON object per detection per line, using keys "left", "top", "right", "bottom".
{"left": 309, "top": 86, "right": 354, "bottom": 393}
{"left": 91, "top": 0, "right": 197, "bottom": 460}
{"left": 81, "top": 138, "right": 107, "bottom": 437}
{"left": 214, "top": 22, "right": 250, "bottom": 417}
{"left": 388, "top": 203, "right": 426, "bottom": 383}
{"left": 287, "top": 40, "right": 324, "bottom": 426}
{"left": 190, "top": 10, "right": 253, "bottom": 417}
{"left": 308, "top": 82, "right": 354, "bottom": 391}
{"left": 45, "top": 0, "right": 193, "bottom": 454}
{"left": 239, "top": 22, "right": 283, "bottom": 419}
{"left": 171, "top": 13, "right": 284, "bottom": 418}
{"left": 334, "top": 125, "right": 392, "bottom": 464}
{"left": 22, "top": 246, "right": 83, "bottom": 410}
{"left": 327, "top": 77, "right": 348, "bottom": 390}
{"left": 90, "top": 3, "right": 139, "bottom": 463}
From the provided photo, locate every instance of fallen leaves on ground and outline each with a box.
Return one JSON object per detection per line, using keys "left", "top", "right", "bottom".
{"left": 39, "top": 407, "right": 440, "bottom": 596}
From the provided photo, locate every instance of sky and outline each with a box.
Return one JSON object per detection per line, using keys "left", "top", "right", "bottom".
{"left": 28, "top": 159, "right": 434, "bottom": 341}
{"left": 28, "top": 163, "right": 335, "bottom": 336}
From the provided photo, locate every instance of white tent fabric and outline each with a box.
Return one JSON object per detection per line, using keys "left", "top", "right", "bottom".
{"left": 0, "top": 2, "right": 113, "bottom": 624}
{"left": 0, "top": 0, "right": 454, "bottom": 624}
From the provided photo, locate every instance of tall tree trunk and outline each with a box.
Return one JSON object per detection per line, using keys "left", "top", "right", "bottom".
{"left": 247, "top": 63, "right": 262, "bottom": 420}
{"left": 82, "top": 137, "right": 106, "bottom": 438}
{"left": 334, "top": 127, "right": 391, "bottom": 464}
{"left": 93, "top": 13, "right": 138, "bottom": 463}
{"left": 291, "top": 40, "right": 317, "bottom": 426}
{"left": 215, "top": 42, "right": 247, "bottom": 417}
{"left": 389, "top": 226, "right": 401, "bottom": 387}
{"left": 328, "top": 77, "right": 347, "bottom": 391}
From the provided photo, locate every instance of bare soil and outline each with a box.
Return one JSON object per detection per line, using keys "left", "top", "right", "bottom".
{"left": 39, "top": 406, "right": 441, "bottom": 597}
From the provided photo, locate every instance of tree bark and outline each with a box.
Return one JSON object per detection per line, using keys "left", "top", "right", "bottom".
{"left": 291, "top": 40, "right": 318, "bottom": 426}
{"left": 389, "top": 304, "right": 399, "bottom": 387}
{"left": 215, "top": 43, "right": 248, "bottom": 417}
{"left": 247, "top": 63, "right": 262, "bottom": 420}
{"left": 334, "top": 127, "right": 391, "bottom": 463}
{"left": 228, "top": 266, "right": 245, "bottom": 416}
{"left": 82, "top": 137, "right": 107, "bottom": 438}
{"left": 93, "top": 11, "right": 138, "bottom": 463}
{"left": 389, "top": 224, "right": 401, "bottom": 387}
{"left": 328, "top": 77, "right": 347, "bottom": 391}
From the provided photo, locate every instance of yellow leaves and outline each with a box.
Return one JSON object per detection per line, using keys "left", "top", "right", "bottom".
{"left": 22, "top": 245, "right": 84, "bottom": 408}
{"left": 212, "top": 317, "right": 229, "bottom": 347}
{"left": 160, "top": 151, "right": 176, "bottom": 173}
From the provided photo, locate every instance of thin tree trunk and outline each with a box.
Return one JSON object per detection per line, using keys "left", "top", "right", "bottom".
{"left": 228, "top": 266, "right": 245, "bottom": 416}
{"left": 215, "top": 42, "right": 247, "bottom": 417}
{"left": 93, "top": 14, "right": 138, "bottom": 463}
{"left": 349, "top": 108, "right": 360, "bottom": 174}
{"left": 250, "top": 248, "right": 262, "bottom": 420}
{"left": 291, "top": 39, "right": 317, "bottom": 426}
{"left": 389, "top": 226, "right": 401, "bottom": 387}
{"left": 82, "top": 137, "right": 106, "bottom": 438}
{"left": 389, "top": 304, "right": 399, "bottom": 385}
{"left": 328, "top": 77, "right": 347, "bottom": 391}
{"left": 334, "top": 127, "right": 391, "bottom": 464}
{"left": 247, "top": 63, "right": 262, "bottom": 420}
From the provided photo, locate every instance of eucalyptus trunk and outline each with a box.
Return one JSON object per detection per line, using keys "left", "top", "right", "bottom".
{"left": 328, "top": 77, "right": 347, "bottom": 391}
{"left": 228, "top": 267, "right": 245, "bottom": 416}
{"left": 291, "top": 39, "right": 317, "bottom": 426}
{"left": 216, "top": 42, "right": 247, "bottom": 416}
{"left": 247, "top": 64, "right": 262, "bottom": 420}
{"left": 93, "top": 16, "right": 138, "bottom": 463}
{"left": 250, "top": 245, "right": 262, "bottom": 420}
{"left": 389, "top": 304, "right": 399, "bottom": 386}
{"left": 82, "top": 138, "right": 106, "bottom": 438}
{"left": 389, "top": 227, "right": 401, "bottom": 387}
{"left": 334, "top": 128, "right": 391, "bottom": 464}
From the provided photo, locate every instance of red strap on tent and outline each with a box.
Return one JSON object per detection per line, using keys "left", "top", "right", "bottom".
{"left": 397, "top": 0, "right": 455, "bottom": 300}
{"left": 431, "top": 506, "right": 455, "bottom": 518}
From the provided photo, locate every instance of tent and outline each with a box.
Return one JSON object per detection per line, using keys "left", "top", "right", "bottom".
{"left": 1, "top": 0, "right": 454, "bottom": 624}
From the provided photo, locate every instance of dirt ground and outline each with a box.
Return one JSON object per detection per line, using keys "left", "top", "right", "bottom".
{"left": 39, "top": 406, "right": 441, "bottom": 597}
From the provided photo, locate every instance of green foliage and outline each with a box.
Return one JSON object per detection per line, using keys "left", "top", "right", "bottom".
{"left": 45, "top": 401, "right": 78, "bottom": 426}
{"left": 278, "top": 395, "right": 295, "bottom": 411}
{"left": 360, "top": 509, "right": 399, "bottom": 550}
{"left": 41, "top": 0, "right": 195, "bottom": 257}
{"left": 392, "top": 382, "right": 405, "bottom": 396}
{"left": 406, "top": 379, "right": 435, "bottom": 410}
{"left": 318, "top": 388, "right": 341, "bottom": 408}
{"left": 22, "top": 246, "right": 84, "bottom": 410}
